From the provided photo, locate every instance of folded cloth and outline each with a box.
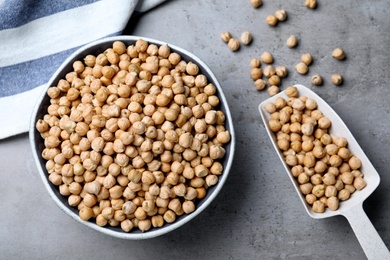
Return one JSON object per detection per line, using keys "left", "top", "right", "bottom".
{"left": 0, "top": 0, "right": 166, "bottom": 140}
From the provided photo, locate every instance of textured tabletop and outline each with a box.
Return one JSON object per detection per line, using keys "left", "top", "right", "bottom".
{"left": 1, "top": 1, "right": 390, "bottom": 259}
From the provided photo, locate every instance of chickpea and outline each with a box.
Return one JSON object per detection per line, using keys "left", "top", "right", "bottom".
{"left": 254, "top": 79, "right": 267, "bottom": 91}
{"left": 311, "top": 74, "right": 323, "bottom": 86}
{"left": 220, "top": 31, "right": 231, "bottom": 43}
{"left": 295, "top": 63, "right": 309, "bottom": 75}
{"left": 261, "top": 52, "right": 273, "bottom": 64}
{"left": 338, "top": 189, "right": 351, "bottom": 201}
{"left": 349, "top": 156, "right": 362, "bottom": 170}
{"left": 275, "top": 10, "right": 287, "bottom": 22}
{"left": 354, "top": 176, "right": 366, "bottom": 190}
{"left": 332, "top": 48, "right": 346, "bottom": 60}
{"left": 286, "top": 35, "right": 298, "bottom": 48}
{"left": 267, "top": 85, "right": 280, "bottom": 96}
{"left": 312, "top": 200, "right": 325, "bottom": 213}
{"left": 331, "top": 74, "right": 343, "bottom": 86}
{"left": 228, "top": 38, "right": 240, "bottom": 52}
{"left": 241, "top": 31, "right": 253, "bottom": 45}
{"left": 266, "top": 15, "right": 278, "bottom": 26}
{"left": 250, "top": 68, "right": 263, "bottom": 80}
{"left": 305, "top": 0, "right": 317, "bottom": 9}
{"left": 250, "top": 0, "right": 262, "bottom": 8}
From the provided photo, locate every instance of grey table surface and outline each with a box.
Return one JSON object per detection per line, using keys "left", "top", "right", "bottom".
{"left": 1, "top": 0, "right": 390, "bottom": 259}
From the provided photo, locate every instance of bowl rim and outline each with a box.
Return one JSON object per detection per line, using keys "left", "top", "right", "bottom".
{"left": 29, "top": 35, "right": 236, "bottom": 240}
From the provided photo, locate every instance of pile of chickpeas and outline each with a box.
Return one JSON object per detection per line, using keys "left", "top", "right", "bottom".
{"left": 35, "top": 39, "right": 231, "bottom": 232}
{"left": 264, "top": 86, "right": 366, "bottom": 213}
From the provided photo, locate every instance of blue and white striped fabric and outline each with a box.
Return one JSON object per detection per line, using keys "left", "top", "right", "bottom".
{"left": 0, "top": 0, "right": 166, "bottom": 139}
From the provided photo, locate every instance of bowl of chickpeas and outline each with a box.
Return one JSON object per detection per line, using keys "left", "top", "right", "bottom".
{"left": 30, "top": 36, "right": 235, "bottom": 239}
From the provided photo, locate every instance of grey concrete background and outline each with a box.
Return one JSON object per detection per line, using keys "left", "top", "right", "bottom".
{"left": 1, "top": 0, "right": 390, "bottom": 259}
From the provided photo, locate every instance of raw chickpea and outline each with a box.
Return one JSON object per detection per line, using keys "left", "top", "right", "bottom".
{"left": 221, "top": 31, "right": 231, "bottom": 43}
{"left": 275, "top": 66, "right": 288, "bottom": 78}
{"left": 349, "top": 156, "right": 362, "bottom": 170}
{"left": 338, "top": 189, "right": 351, "bottom": 201}
{"left": 254, "top": 79, "right": 267, "bottom": 91}
{"left": 277, "top": 139, "right": 290, "bottom": 151}
{"left": 312, "top": 200, "right": 325, "bottom": 213}
{"left": 335, "top": 179, "right": 344, "bottom": 191}
{"left": 266, "top": 15, "right": 278, "bottom": 26}
{"left": 338, "top": 147, "right": 351, "bottom": 160}
{"left": 295, "top": 62, "right": 309, "bottom": 75}
{"left": 332, "top": 48, "right": 346, "bottom": 60}
{"left": 261, "top": 52, "right": 273, "bottom": 64}
{"left": 306, "top": 194, "right": 317, "bottom": 205}
{"left": 325, "top": 185, "right": 338, "bottom": 198}
{"left": 354, "top": 176, "right": 366, "bottom": 190}
{"left": 250, "top": 68, "right": 263, "bottom": 80}
{"left": 267, "top": 85, "right": 280, "bottom": 96}
{"left": 228, "top": 38, "right": 240, "bottom": 52}
{"left": 268, "top": 75, "right": 280, "bottom": 86}
{"left": 250, "top": 58, "right": 261, "bottom": 68}
{"left": 318, "top": 117, "right": 331, "bottom": 129}
{"left": 305, "top": 0, "right": 317, "bottom": 9}
{"left": 327, "top": 196, "right": 339, "bottom": 211}
{"left": 331, "top": 74, "right": 343, "bottom": 86}
{"left": 285, "top": 86, "right": 298, "bottom": 98}
{"left": 250, "top": 0, "right": 262, "bottom": 8}
{"left": 322, "top": 173, "right": 336, "bottom": 185}
{"left": 286, "top": 35, "right": 298, "bottom": 48}
{"left": 298, "top": 172, "right": 310, "bottom": 184}
{"left": 300, "top": 183, "right": 313, "bottom": 195}
{"left": 182, "top": 201, "right": 196, "bottom": 214}
{"left": 163, "top": 210, "right": 176, "bottom": 223}
{"left": 275, "top": 10, "right": 287, "bottom": 21}
{"left": 301, "top": 53, "right": 313, "bottom": 66}
{"left": 263, "top": 65, "right": 275, "bottom": 78}
{"left": 311, "top": 74, "right": 323, "bottom": 86}
{"left": 241, "top": 31, "right": 253, "bottom": 45}
{"left": 285, "top": 155, "right": 298, "bottom": 166}
{"left": 329, "top": 154, "right": 342, "bottom": 167}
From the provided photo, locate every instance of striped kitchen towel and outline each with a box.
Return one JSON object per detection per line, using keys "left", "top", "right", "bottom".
{"left": 0, "top": 0, "right": 166, "bottom": 139}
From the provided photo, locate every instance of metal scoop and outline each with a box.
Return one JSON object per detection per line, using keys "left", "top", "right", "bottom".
{"left": 259, "top": 84, "right": 389, "bottom": 260}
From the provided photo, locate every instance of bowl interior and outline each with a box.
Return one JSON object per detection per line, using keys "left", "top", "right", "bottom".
{"left": 29, "top": 36, "right": 235, "bottom": 239}
{"left": 259, "top": 84, "right": 379, "bottom": 219}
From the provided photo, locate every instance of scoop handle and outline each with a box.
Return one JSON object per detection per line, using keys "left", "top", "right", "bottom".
{"left": 343, "top": 203, "right": 390, "bottom": 260}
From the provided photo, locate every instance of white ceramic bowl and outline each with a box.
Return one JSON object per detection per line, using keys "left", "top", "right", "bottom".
{"left": 29, "top": 36, "right": 235, "bottom": 240}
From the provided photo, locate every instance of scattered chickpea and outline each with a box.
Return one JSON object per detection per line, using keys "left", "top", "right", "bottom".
{"left": 305, "top": 0, "right": 317, "bottom": 9}
{"left": 261, "top": 52, "right": 273, "bottom": 64}
{"left": 275, "top": 10, "right": 287, "bottom": 22}
{"left": 241, "top": 31, "right": 253, "bottom": 45}
{"left": 275, "top": 66, "right": 288, "bottom": 78}
{"left": 266, "top": 15, "right": 278, "bottom": 26}
{"left": 332, "top": 48, "right": 346, "bottom": 60}
{"left": 311, "top": 74, "right": 323, "bottom": 86}
{"left": 295, "top": 62, "right": 309, "bottom": 75}
{"left": 287, "top": 35, "right": 298, "bottom": 48}
{"left": 331, "top": 74, "right": 343, "bottom": 86}
{"left": 254, "top": 79, "right": 267, "bottom": 91}
{"left": 250, "top": 58, "right": 261, "bottom": 68}
{"left": 268, "top": 85, "right": 280, "bottom": 97}
{"left": 250, "top": 0, "right": 262, "bottom": 8}
{"left": 228, "top": 38, "right": 240, "bottom": 52}
{"left": 221, "top": 31, "right": 231, "bottom": 43}
{"left": 250, "top": 68, "right": 263, "bottom": 80}
{"left": 301, "top": 53, "right": 313, "bottom": 66}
